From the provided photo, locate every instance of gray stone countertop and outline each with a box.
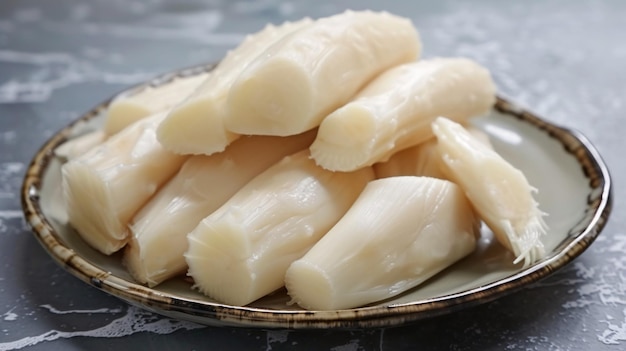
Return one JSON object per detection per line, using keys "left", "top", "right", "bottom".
{"left": 1, "top": 0, "right": 625, "bottom": 350}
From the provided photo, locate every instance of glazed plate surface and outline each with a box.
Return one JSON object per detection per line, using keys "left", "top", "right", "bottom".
{"left": 21, "top": 65, "right": 612, "bottom": 329}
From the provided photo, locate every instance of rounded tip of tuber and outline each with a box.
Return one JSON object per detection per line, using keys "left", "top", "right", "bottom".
{"left": 285, "top": 260, "right": 335, "bottom": 310}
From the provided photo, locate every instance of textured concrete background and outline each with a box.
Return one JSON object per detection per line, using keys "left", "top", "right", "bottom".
{"left": 1, "top": 0, "right": 624, "bottom": 349}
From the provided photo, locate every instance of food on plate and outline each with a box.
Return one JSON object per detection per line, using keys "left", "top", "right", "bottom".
{"left": 310, "top": 58, "right": 496, "bottom": 171}
{"left": 124, "top": 130, "right": 316, "bottom": 287}
{"left": 374, "top": 128, "right": 492, "bottom": 179}
{"left": 285, "top": 176, "right": 479, "bottom": 310}
{"left": 185, "top": 150, "right": 375, "bottom": 306}
{"left": 225, "top": 10, "right": 421, "bottom": 136}
{"left": 374, "top": 138, "right": 446, "bottom": 179}
{"left": 432, "top": 117, "right": 547, "bottom": 266}
{"left": 156, "top": 18, "right": 313, "bottom": 155}
{"left": 54, "top": 130, "right": 107, "bottom": 161}
{"left": 104, "top": 73, "right": 209, "bottom": 135}
{"left": 55, "top": 9, "right": 550, "bottom": 310}
{"left": 62, "top": 112, "right": 188, "bottom": 255}
{"left": 57, "top": 73, "right": 213, "bottom": 161}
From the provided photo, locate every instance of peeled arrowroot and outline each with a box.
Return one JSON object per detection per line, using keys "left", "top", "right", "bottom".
{"left": 185, "top": 150, "right": 375, "bottom": 306}
{"left": 62, "top": 112, "right": 188, "bottom": 255}
{"left": 374, "top": 138, "right": 446, "bottom": 180}
{"left": 432, "top": 117, "right": 547, "bottom": 267}
{"left": 225, "top": 10, "right": 421, "bottom": 136}
{"left": 124, "top": 130, "right": 316, "bottom": 287}
{"left": 310, "top": 58, "right": 496, "bottom": 172}
{"left": 285, "top": 176, "right": 479, "bottom": 310}
{"left": 54, "top": 130, "right": 107, "bottom": 162}
{"left": 157, "top": 18, "right": 313, "bottom": 155}
{"left": 374, "top": 128, "right": 492, "bottom": 179}
{"left": 104, "top": 73, "right": 209, "bottom": 135}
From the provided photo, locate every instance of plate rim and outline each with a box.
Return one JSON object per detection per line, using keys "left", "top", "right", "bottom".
{"left": 20, "top": 64, "right": 613, "bottom": 329}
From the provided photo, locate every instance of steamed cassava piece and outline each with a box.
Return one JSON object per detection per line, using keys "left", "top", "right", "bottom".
{"left": 185, "top": 150, "right": 375, "bottom": 306}
{"left": 156, "top": 18, "right": 313, "bottom": 155}
{"left": 225, "top": 10, "right": 421, "bottom": 136}
{"left": 104, "top": 73, "right": 209, "bottom": 135}
{"left": 54, "top": 130, "right": 107, "bottom": 161}
{"left": 373, "top": 138, "right": 447, "bottom": 179}
{"left": 62, "top": 112, "right": 188, "bottom": 255}
{"left": 310, "top": 58, "right": 496, "bottom": 171}
{"left": 432, "top": 117, "right": 547, "bottom": 266}
{"left": 285, "top": 176, "right": 479, "bottom": 310}
{"left": 374, "top": 128, "right": 492, "bottom": 179}
{"left": 124, "top": 130, "right": 316, "bottom": 287}
{"left": 57, "top": 9, "right": 549, "bottom": 311}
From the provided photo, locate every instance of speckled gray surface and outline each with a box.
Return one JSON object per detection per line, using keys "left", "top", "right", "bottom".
{"left": 0, "top": 0, "right": 624, "bottom": 350}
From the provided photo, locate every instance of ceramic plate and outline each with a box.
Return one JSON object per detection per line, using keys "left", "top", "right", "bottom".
{"left": 21, "top": 64, "right": 612, "bottom": 329}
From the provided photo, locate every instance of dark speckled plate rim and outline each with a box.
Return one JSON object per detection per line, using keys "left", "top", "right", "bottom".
{"left": 20, "top": 64, "right": 613, "bottom": 329}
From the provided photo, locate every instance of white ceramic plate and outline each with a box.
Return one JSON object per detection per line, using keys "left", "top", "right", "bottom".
{"left": 21, "top": 64, "right": 612, "bottom": 329}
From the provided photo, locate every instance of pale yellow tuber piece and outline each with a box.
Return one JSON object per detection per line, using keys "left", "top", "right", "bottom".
{"left": 185, "top": 150, "right": 375, "bottom": 306}
{"left": 285, "top": 176, "right": 479, "bottom": 310}
{"left": 54, "top": 130, "right": 107, "bottom": 162}
{"left": 374, "top": 128, "right": 492, "bottom": 179}
{"left": 62, "top": 112, "right": 188, "bottom": 255}
{"left": 225, "top": 10, "right": 421, "bottom": 136}
{"left": 157, "top": 18, "right": 313, "bottom": 155}
{"left": 374, "top": 138, "right": 447, "bottom": 180}
{"left": 310, "top": 58, "right": 496, "bottom": 171}
{"left": 432, "top": 117, "right": 547, "bottom": 267}
{"left": 104, "top": 73, "right": 209, "bottom": 135}
{"left": 124, "top": 130, "right": 316, "bottom": 286}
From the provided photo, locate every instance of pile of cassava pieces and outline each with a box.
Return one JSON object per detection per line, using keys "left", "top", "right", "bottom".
{"left": 57, "top": 10, "right": 547, "bottom": 311}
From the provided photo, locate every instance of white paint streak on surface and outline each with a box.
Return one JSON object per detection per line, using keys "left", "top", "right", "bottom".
{"left": 0, "top": 50, "right": 150, "bottom": 103}
{"left": 330, "top": 340, "right": 361, "bottom": 351}
{"left": 598, "top": 308, "right": 626, "bottom": 345}
{"left": 265, "top": 330, "right": 290, "bottom": 351}
{"left": 2, "top": 308, "right": 18, "bottom": 321}
{"left": 593, "top": 234, "right": 626, "bottom": 345}
{"left": 0, "top": 1, "right": 623, "bottom": 350}
{"left": 0, "top": 306, "right": 204, "bottom": 350}
{"left": 0, "top": 162, "right": 24, "bottom": 174}
{"left": 39, "top": 304, "right": 124, "bottom": 315}
{"left": 0, "top": 211, "right": 22, "bottom": 220}
{"left": 528, "top": 234, "right": 626, "bottom": 345}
